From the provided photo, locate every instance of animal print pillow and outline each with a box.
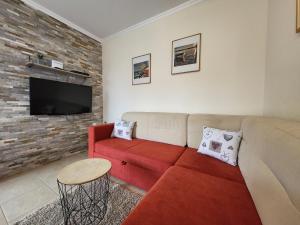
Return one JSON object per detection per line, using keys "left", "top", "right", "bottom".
{"left": 112, "top": 120, "right": 135, "bottom": 140}
{"left": 198, "top": 126, "right": 242, "bottom": 166}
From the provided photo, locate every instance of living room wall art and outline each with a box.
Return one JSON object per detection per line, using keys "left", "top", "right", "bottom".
{"left": 171, "top": 33, "right": 201, "bottom": 75}
{"left": 297, "top": 0, "right": 300, "bottom": 33}
{"left": 132, "top": 53, "right": 151, "bottom": 85}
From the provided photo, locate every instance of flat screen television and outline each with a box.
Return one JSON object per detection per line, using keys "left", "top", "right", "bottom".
{"left": 29, "top": 77, "right": 92, "bottom": 115}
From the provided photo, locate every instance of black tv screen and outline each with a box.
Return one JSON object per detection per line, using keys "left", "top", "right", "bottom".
{"left": 29, "top": 77, "right": 92, "bottom": 115}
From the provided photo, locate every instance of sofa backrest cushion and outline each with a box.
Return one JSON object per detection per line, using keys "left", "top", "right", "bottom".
{"left": 122, "top": 112, "right": 188, "bottom": 146}
{"left": 239, "top": 117, "right": 300, "bottom": 225}
{"left": 187, "top": 114, "right": 243, "bottom": 149}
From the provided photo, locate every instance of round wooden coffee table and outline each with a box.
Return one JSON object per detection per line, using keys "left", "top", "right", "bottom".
{"left": 57, "top": 158, "right": 111, "bottom": 225}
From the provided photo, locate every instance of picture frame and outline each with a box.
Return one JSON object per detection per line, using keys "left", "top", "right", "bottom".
{"left": 297, "top": 0, "right": 300, "bottom": 33}
{"left": 171, "top": 33, "right": 201, "bottom": 75}
{"left": 132, "top": 53, "right": 151, "bottom": 85}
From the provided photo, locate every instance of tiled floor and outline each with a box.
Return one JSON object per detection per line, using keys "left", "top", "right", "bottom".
{"left": 0, "top": 152, "right": 145, "bottom": 225}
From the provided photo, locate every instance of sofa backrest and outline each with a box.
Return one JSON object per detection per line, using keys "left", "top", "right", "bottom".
{"left": 239, "top": 117, "right": 300, "bottom": 225}
{"left": 187, "top": 114, "right": 243, "bottom": 149}
{"left": 122, "top": 112, "right": 188, "bottom": 147}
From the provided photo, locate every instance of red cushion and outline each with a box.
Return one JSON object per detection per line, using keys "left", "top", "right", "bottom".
{"left": 122, "top": 166, "right": 262, "bottom": 225}
{"left": 94, "top": 138, "right": 145, "bottom": 160}
{"left": 126, "top": 140, "right": 185, "bottom": 172}
{"left": 175, "top": 148, "right": 245, "bottom": 183}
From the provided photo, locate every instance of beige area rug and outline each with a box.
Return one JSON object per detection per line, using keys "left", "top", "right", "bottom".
{"left": 14, "top": 182, "right": 142, "bottom": 225}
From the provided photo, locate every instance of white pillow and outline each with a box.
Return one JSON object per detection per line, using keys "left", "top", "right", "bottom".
{"left": 112, "top": 120, "right": 135, "bottom": 140}
{"left": 198, "top": 126, "right": 242, "bottom": 166}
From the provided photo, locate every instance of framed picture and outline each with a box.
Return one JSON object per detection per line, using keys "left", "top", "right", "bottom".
{"left": 171, "top": 33, "right": 201, "bottom": 75}
{"left": 297, "top": 0, "right": 300, "bottom": 33}
{"left": 132, "top": 53, "right": 151, "bottom": 85}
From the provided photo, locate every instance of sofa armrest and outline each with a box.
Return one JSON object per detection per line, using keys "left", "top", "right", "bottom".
{"left": 88, "top": 123, "right": 114, "bottom": 157}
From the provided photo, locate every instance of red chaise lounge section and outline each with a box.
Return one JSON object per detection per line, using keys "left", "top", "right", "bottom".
{"left": 122, "top": 166, "right": 261, "bottom": 225}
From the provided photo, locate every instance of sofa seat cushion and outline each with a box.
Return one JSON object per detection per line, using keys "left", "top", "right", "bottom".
{"left": 122, "top": 166, "right": 262, "bottom": 225}
{"left": 175, "top": 148, "right": 244, "bottom": 183}
{"left": 94, "top": 138, "right": 145, "bottom": 160}
{"left": 125, "top": 140, "right": 185, "bottom": 173}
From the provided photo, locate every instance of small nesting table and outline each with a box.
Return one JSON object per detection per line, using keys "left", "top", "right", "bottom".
{"left": 57, "top": 158, "right": 111, "bottom": 225}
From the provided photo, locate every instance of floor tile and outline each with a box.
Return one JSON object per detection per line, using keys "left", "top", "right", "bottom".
{"left": 0, "top": 173, "right": 43, "bottom": 204}
{"left": 59, "top": 152, "right": 87, "bottom": 166}
{"left": 1, "top": 184, "right": 57, "bottom": 224}
{"left": 36, "top": 152, "right": 87, "bottom": 193}
{"left": 38, "top": 172, "right": 60, "bottom": 194}
{"left": 34, "top": 163, "right": 66, "bottom": 191}
{"left": 0, "top": 207, "right": 8, "bottom": 225}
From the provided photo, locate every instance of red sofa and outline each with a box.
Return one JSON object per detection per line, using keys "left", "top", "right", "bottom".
{"left": 88, "top": 112, "right": 264, "bottom": 225}
{"left": 122, "top": 165, "right": 260, "bottom": 225}
{"left": 89, "top": 112, "right": 300, "bottom": 225}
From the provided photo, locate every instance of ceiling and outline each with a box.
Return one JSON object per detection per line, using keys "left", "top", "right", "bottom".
{"left": 24, "top": 0, "right": 193, "bottom": 40}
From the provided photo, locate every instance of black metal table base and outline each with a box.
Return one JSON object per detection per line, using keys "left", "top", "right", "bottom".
{"left": 57, "top": 173, "right": 110, "bottom": 225}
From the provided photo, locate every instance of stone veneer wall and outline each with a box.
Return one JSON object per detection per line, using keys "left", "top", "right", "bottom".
{"left": 0, "top": 0, "right": 102, "bottom": 178}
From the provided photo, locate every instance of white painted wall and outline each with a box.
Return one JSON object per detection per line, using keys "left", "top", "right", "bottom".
{"left": 264, "top": 0, "right": 300, "bottom": 121}
{"left": 103, "top": 0, "right": 268, "bottom": 122}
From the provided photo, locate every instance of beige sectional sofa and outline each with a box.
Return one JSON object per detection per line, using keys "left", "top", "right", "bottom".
{"left": 89, "top": 112, "right": 300, "bottom": 225}
{"left": 239, "top": 117, "right": 300, "bottom": 225}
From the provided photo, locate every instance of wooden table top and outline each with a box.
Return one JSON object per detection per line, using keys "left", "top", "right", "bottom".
{"left": 57, "top": 158, "right": 111, "bottom": 185}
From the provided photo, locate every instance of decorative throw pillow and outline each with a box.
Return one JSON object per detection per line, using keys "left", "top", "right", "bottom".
{"left": 198, "top": 127, "right": 242, "bottom": 166}
{"left": 112, "top": 120, "right": 135, "bottom": 140}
